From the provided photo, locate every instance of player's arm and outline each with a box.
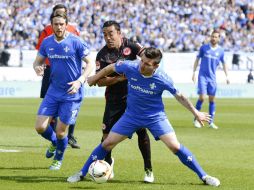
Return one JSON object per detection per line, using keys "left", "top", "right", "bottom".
{"left": 67, "top": 56, "right": 93, "bottom": 94}
{"left": 88, "top": 64, "right": 116, "bottom": 86}
{"left": 174, "top": 91, "right": 211, "bottom": 126}
{"left": 33, "top": 54, "right": 46, "bottom": 76}
{"left": 192, "top": 57, "right": 200, "bottom": 83}
{"left": 222, "top": 63, "right": 230, "bottom": 84}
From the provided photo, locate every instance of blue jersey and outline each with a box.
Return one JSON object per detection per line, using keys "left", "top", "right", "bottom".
{"left": 115, "top": 60, "right": 178, "bottom": 120}
{"left": 197, "top": 43, "right": 224, "bottom": 81}
{"left": 39, "top": 33, "right": 90, "bottom": 100}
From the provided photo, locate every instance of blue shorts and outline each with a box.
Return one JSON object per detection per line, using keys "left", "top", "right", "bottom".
{"left": 198, "top": 76, "right": 217, "bottom": 96}
{"left": 111, "top": 113, "right": 174, "bottom": 140}
{"left": 37, "top": 94, "right": 82, "bottom": 125}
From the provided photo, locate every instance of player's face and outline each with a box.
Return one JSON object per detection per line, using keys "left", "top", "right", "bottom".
{"left": 103, "top": 25, "right": 121, "bottom": 49}
{"left": 140, "top": 55, "right": 159, "bottom": 76}
{"left": 52, "top": 17, "right": 67, "bottom": 40}
{"left": 210, "top": 33, "right": 220, "bottom": 46}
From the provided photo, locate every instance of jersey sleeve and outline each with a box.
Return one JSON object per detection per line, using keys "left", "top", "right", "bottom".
{"left": 114, "top": 60, "right": 131, "bottom": 75}
{"left": 77, "top": 39, "right": 90, "bottom": 59}
{"left": 197, "top": 45, "right": 204, "bottom": 59}
{"left": 162, "top": 72, "right": 179, "bottom": 95}
{"left": 38, "top": 39, "right": 47, "bottom": 58}
{"left": 129, "top": 41, "right": 144, "bottom": 56}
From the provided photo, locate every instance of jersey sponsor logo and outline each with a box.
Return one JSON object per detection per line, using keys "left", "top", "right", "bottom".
{"left": 150, "top": 83, "right": 156, "bottom": 89}
{"left": 96, "top": 61, "right": 100, "bottom": 70}
{"left": 48, "top": 54, "right": 69, "bottom": 59}
{"left": 123, "top": 47, "right": 131, "bottom": 56}
{"left": 49, "top": 48, "right": 54, "bottom": 51}
{"left": 64, "top": 46, "right": 70, "bottom": 53}
{"left": 130, "top": 84, "right": 155, "bottom": 95}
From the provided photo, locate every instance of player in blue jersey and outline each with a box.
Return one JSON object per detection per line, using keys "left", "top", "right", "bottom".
{"left": 192, "top": 30, "right": 230, "bottom": 129}
{"left": 33, "top": 12, "right": 93, "bottom": 170}
{"left": 67, "top": 47, "right": 220, "bottom": 187}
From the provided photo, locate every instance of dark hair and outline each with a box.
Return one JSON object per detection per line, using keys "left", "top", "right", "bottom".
{"left": 212, "top": 29, "right": 220, "bottom": 37}
{"left": 103, "top": 20, "right": 121, "bottom": 31}
{"left": 53, "top": 4, "right": 67, "bottom": 13}
{"left": 144, "top": 47, "right": 162, "bottom": 64}
{"left": 50, "top": 11, "right": 68, "bottom": 24}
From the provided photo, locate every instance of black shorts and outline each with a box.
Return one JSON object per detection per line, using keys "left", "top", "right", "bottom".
{"left": 102, "top": 100, "right": 126, "bottom": 134}
{"left": 40, "top": 65, "right": 50, "bottom": 98}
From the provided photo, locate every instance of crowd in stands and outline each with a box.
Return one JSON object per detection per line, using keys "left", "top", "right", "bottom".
{"left": 0, "top": 0, "right": 253, "bottom": 52}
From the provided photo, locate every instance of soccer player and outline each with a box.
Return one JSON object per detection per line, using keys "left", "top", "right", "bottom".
{"left": 192, "top": 30, "right": 230, "bottom": 129}
{"left": 36, "top": 4, "right": 81, "bottom": 148}
{"left": 33, "top": 12, "right": 93, "bottom": 170}
{"left": 95, "top": 20, "right": 153, "bottom": 182}
{"left": 67, "top": 47, "right": 220, "bottom": 187}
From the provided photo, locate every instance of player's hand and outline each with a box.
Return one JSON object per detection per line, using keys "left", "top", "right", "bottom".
{"left": 67, "top": 80, "right": 82, "bottom": 94}
{"left": 194, "top": 111, "right": 211, "bottom": 127}
{"left": 34, "top": 65, "right": 44, "bottom": 76}
{"left": 87, "top": 76, "right": 97, "bottom": 86}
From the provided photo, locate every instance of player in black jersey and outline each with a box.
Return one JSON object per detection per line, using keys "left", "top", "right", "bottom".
{"left": 95, "top": 20, "right": 154, "bottom": 183}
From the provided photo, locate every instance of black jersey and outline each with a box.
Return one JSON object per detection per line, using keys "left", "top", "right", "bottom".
{"left": 96, "top": 38, "right": 144, "bottom": 103}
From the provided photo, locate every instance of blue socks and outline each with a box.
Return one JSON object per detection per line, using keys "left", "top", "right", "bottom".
{"left": 41, "top": 126, "right": 57, "bottom": 146}
{"left": 81, "top": 144, "right": 109, "bottom": 176}
{"left": 175, "top": 144, "right": 206, "bottom": 179}
{"left": 209, "top": 101, "right": 215, "bottom": 124}
{"left": 195, "top": 99, "right": 203, "bottom": 111}
{"left": 54, "top": 136, "right": 68, "bottom": 161}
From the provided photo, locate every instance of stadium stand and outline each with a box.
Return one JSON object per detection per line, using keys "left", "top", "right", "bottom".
{"left": 0, "top": 0, "right": 253, "bottom": 52}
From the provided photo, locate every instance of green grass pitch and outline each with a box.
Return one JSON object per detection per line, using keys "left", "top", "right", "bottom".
{"left": 0, "top": 98, "right": 253, "bottom": 190}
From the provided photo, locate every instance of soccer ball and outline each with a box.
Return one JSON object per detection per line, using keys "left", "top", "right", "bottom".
{"left": 88, "top": 160, "right": 112, "bottom": 183}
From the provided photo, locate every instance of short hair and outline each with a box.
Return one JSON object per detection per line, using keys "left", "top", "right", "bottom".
{"left": 211, "top": 29, "right": 220, "bottom": 37}
{"left": 50, "top": 11, "right": 68, "bottom": 24}
{"left": 144, "top": 47, "right": 163, "bottom": 64}
{"left": 53, "top": 4, "right": 67, "bottom": 13}
{"left": 103, "top": 20, "right": 121, "bottom": 31}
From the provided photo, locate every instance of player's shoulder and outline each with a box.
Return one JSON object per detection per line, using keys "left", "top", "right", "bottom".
{"left": 123, "top": 38, "right": 143, "bottom": 50}
{"left": 43, "top": 25, "right": 53, "bottom": 35}
{"left": 156, "top": 67, "right": 174, "bottom": 82}
{"left": 117, "top": 59, "right": 139, "bottom": 68}
{"left": 41, "top": 34, "right": 54, "bottom": 43}
{"left": 96, "top": 45, "right": 109, "bottom": 58}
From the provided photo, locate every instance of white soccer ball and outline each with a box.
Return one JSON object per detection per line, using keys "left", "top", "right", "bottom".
{"left": 88, "top": 160, "right": 112, "bottom": 183}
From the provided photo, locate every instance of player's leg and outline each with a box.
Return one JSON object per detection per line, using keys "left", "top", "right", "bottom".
{"left": 67, "top": 132, "right": 127, "bottom": 183}
{"left": 68, "top": 123, "right": 80, "bottom": 149}
{"left": 208, "top": 82, "right": 218, "bottom": 129}
{"left": 194, "top": 77, "right": 207, "bottom": 128}
{"left": 50, "top": 100, "right": 81, "bottom": 170}
{"left": 36, "top": 95, "right": 58, "bottom": 158}
{"left": 160, "top": 133, "right": 220, "bottom": 186}
{"left": 67, "top": 113, "right": 137, "bottom": 183}
{"left": 135, "top": 128, "right": 153, "bottom": 183}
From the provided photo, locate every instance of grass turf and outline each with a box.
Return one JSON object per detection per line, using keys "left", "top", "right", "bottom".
{"left": 0, "top": 98, "right": 253, "bottom": 190}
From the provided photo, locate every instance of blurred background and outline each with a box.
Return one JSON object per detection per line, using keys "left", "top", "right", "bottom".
{"left": 0, "top": 0, "right": 253, "bottom": 97}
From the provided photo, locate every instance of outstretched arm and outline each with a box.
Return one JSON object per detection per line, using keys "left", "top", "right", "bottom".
{"left": 174, "top": 92, "right": 211, "bottom": 126}
{"left": 87, "top": 64, "right": 116, "bottom": 86}
{"left": 222, "top": 63, "right": 230, "bottom": 84}
{"left": 192, "top": 57, "right": 200, "bottom": 83}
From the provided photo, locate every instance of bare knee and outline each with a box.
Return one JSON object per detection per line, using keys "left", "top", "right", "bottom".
{"left": 102, "top": 138, "right": 115, "bottom": 151}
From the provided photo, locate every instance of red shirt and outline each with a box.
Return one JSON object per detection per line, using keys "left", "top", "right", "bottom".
{"left": 36, "top": 24, "right": 80, "bottom": 65}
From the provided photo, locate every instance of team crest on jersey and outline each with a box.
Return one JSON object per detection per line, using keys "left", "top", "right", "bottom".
{"left": 96, "top": 61, "right": 100, "bottom": 70}
{"left": 123, "top": 47, "right": 131, "bottom": 56}
{"left": 150, "top": 83, "right": 156, "bottom": 89}
{"left": 64, "top": 46, "right": 70, "bottom": 53}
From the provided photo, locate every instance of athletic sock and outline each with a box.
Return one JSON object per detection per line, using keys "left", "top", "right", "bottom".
{"left": 195, "top": 99, "right": 203, "bottom": 111}
{"left": 209, "top": 101, "right": 215, "bottom": 124}
{"left": 54, "top": 136, "right": 68, "bottom": 161}
{"left": 41, "top": 126, "right": 57, "bottom": 146}
{"left": 81, "top": 144, "right": 109, "bottom": 176}
{"left": 136, "top": 128, "right": 152, "bottom": 170}
{"left": 68, "top": 124, "right": 75, "bottom": 137}
{"left": 175, "top": 144, "right": 206, "bottom": 179}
